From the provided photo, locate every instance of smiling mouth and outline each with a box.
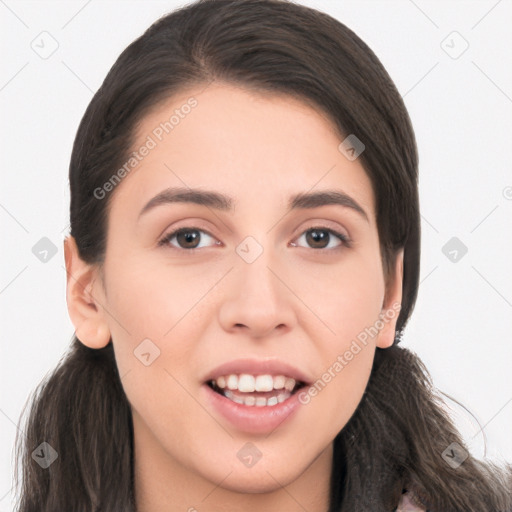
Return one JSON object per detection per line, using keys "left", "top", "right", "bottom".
{"left": 206, "top": 379, "right": 307, "bottom": 407}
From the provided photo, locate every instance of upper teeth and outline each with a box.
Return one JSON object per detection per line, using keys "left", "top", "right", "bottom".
{"left": 213, "top": 374, "right": 297, "bottom": 393}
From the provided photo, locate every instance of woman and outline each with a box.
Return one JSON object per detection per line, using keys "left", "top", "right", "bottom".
{"left": 14, "top": 0, "right": 512, "bottom": 510}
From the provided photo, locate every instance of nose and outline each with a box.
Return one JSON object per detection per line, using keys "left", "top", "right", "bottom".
{"left": 217, "top": 248, "right": 296, "bottom": 339}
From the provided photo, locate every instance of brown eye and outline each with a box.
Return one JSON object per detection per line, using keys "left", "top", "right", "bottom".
{"left": 159, "top": 227, "right": 218, "bottom": 250}
{"left": 176, "top": 229, "right": 201, "bottom": 249}
{"left": 294, "top": 227, "right": 349, "bottom": 250}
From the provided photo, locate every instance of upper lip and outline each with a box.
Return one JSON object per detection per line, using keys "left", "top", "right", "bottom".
{"left": 203, "top": 358, "right": 313, "bottom": 385}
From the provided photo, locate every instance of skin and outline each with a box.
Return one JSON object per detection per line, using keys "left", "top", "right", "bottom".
{"left": 64, "top": 82, "right": 403, "bottom": 512}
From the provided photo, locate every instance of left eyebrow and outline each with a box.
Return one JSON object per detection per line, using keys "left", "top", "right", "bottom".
{"left": 138, "top": 186, "right": 369, "bottom": 222}
{"left": 289, "top": 190, "right": 368, "bottom": 222}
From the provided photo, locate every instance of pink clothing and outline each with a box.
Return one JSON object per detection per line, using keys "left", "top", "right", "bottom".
{"left": 396, "top": 489, "right": 427, "bottom": 511}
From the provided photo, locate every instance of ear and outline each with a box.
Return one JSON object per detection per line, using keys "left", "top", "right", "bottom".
{"left": 376, "top": 248, "right": 404, "bottom": 349}
{"left": 63, "top": 235, "right": 111, "bottom": 349}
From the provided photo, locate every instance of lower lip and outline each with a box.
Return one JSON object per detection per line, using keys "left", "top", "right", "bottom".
{"left": 202, "top": 383, "right": 305, "bottom": 434}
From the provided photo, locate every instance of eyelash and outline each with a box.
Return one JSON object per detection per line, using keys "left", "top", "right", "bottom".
{"left": 157, "top": 225, "right": 352, "bottom": 252}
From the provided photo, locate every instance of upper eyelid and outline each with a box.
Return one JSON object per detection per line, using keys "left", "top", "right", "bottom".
{"left": 159, "top": 224, "right": 350, "bottom": 247}
{"left": 158, "top": 226, "right": 214, "bottom": 247}
{"left": 159, "top": 216, "right": 350, "bottom": 239}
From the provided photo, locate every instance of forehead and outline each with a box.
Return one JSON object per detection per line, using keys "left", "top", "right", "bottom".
{"left": 113, "top": 82, "right": 375, "bottom": 220}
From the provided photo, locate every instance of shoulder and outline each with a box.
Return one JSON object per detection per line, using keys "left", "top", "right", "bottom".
{"left": 396, "top": 489, "right": 427, "bottom": 512}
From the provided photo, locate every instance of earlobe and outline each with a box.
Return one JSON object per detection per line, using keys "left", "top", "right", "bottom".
{"left": 75, "top": 319, "right": 111, "bottom": 349}
{"left": 64, "top": 236, "right": 111, "bottom": 349}
{"left": 376, "top": 248, "right": 404, "bottom": 349}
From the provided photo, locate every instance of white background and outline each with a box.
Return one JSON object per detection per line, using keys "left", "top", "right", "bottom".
{"left": 1, "top": 0, "right": 511, "bottom": 509}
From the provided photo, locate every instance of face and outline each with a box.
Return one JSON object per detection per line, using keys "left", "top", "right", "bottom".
{"left": 66, "top": 82, "right": 402, "bottom": 505}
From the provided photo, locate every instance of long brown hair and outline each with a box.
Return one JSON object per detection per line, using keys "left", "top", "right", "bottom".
{"left": 14, "top": 1, "right": 511, "bottom": 510}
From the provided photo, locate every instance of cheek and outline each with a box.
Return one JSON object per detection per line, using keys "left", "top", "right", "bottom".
{"left": 104, "top": 255, "right": 213, "bottom": 456}
{"left": 103, "top": 250, "right": 218, "bottom": 338}
{"left": 101, "top": 255, "right": 201, "bottom": 380}
{"left": 331, "top": 348, "right": 374, "bottom": 428}
{"left": 292, "top": 251, "right": 384, "bottom": 339}
{"left": 293, "top": 252, "right": 382, "bottom": 426}
{"left": 297, "top": 332, "right": 375, "bottom": 442}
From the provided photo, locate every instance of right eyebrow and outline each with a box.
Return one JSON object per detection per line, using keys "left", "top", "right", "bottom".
{"left": 138, "top": 187, "right": 232, "bottom": 219}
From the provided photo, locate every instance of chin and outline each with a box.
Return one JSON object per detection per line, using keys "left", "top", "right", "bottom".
{"left": 208, "top": 464, "right": 300, "bottom": 494}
